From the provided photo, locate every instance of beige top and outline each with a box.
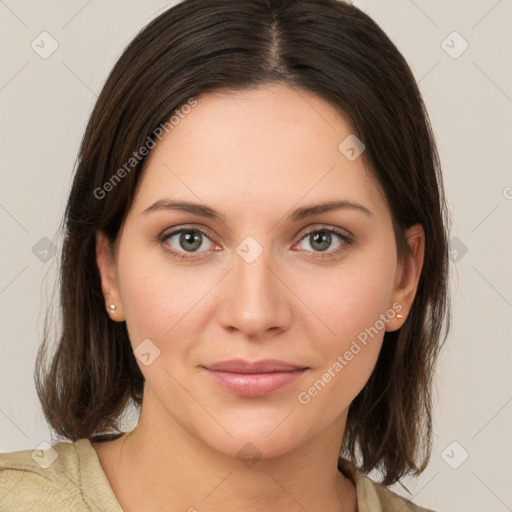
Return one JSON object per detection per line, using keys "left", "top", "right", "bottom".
{"left": 0, "top": 438, "right": 436, "bottom": 511}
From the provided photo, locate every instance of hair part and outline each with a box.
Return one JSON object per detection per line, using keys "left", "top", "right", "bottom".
{"left": 35, "top": 0, "right": 450, "bottom": 486}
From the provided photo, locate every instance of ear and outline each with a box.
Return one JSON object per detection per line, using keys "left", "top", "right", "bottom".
{"left": 386, "top": 223, "right": 425, "bottom": 332}
{"left": 96, "top": 230, "right": 124, "bottom": 321}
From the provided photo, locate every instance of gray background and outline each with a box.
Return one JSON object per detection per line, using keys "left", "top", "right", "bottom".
{"left": 1, "top": 1, "right": 511, "bottom": 510}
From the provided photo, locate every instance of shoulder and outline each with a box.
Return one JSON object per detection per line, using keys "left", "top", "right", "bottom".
{"left": 363, "top": 480, "right": 436, "bottom": 512}
{"left": 0, "top": 440, "right": 92, "bottom": 512}
{"left": 338, "top": 458, "right": 437, "bottom": 512}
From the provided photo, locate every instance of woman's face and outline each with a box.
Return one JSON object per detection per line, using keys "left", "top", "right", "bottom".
{"left": 98, "top": 84, "right": 422, "bottom": 459}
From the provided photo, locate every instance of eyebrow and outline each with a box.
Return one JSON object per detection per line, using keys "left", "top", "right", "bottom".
{"left": 141, "top": 198, "right": 373, "bottom": 221}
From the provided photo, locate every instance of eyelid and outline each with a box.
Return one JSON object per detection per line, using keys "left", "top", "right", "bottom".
{"left": 296, "top": 223, "right": 354, "bottom": 239}
{"left": 159, "top": 224, "right": 217, "bottom": 242}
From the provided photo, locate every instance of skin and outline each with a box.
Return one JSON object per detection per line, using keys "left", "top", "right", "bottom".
{"left": 93, "top": 84, "right": 424, "bottom": 512}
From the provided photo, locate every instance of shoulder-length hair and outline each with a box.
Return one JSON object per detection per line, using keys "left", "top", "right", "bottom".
{"left": 35, "top": 0, "right": 450, "bottom": 486}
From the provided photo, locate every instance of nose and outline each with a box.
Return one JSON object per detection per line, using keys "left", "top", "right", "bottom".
{"left": 216, "top": 242, "right": 292, "bottom": 338}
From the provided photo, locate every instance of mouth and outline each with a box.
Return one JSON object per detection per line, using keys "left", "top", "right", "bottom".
{"left": 201, "top": 359, "right": 310, "bottom": 397}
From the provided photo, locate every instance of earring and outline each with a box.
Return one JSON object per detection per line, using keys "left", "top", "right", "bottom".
{"left": 396, "top": 314, "right": 403, "bottom": 319}
{"left": 108, "top": 304, "right": 117, "bottom": 314}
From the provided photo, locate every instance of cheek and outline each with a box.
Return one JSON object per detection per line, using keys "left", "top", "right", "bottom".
{"left": 297, "top": 340, "right": 382, "bottom": 424}
{"left": 295, "top": 246, "right": 396, "bottom": 407}
{"left": 298, "top": 242, "right": 397, "bottom": 346}
{"left": 296, "top": 282, "right": 388, "bottom": 418}
{"left": 116, "top": 239, "right": 207, "bottom": 353}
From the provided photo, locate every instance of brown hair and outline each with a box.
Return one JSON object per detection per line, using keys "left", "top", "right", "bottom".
{"left": 35, "top": 0, "right": 450, "bottom": 486}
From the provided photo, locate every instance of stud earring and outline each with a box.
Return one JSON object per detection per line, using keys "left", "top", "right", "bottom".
{"left": 396, "top": 314, "right": 403, "bottom": 319}
{"left": 108, "top": 304, "right": 117, "bottom": 314}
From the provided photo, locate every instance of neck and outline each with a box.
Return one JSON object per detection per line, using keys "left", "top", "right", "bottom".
{"left": 96, "top": 389, "right": 357, "bottom": 512}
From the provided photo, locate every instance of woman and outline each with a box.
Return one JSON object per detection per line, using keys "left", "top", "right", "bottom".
{"left": 0, "top": 0, "right": 450, "bottom": 510}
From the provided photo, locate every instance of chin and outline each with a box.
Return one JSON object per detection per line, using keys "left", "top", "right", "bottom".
{"left": 189, "top": 406, "right": 313, "bottom": 462}
{"left": 206, "top": 430, "right": 302, "bottom": 464}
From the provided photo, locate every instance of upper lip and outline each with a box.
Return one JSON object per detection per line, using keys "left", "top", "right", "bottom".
{"left": 202, "top": 359, "right": 308, "bottom": 374}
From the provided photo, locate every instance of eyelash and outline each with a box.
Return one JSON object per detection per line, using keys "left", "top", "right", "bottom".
{"left": 158, "top": 225, "right": 354, "bottom": 261}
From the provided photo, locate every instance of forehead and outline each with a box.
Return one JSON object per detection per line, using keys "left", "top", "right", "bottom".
{"left": 130, "top": 84, "right": 387, "bottom": 222}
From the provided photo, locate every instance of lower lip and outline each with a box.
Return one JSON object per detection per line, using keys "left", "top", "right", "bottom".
{"left": 203, "top": 368, "right": 308, "bottom": 397}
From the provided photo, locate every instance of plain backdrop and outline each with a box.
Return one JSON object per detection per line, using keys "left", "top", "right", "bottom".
{"left": 1, "top": 1, "right": 511, "bottom": 511}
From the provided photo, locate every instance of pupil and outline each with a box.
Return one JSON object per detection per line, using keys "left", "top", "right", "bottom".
{"left": 312, "top": 232, "right": 330, "bottom": 251}
{"left": 181, "top": 231, "right": 201, "bottom": 251}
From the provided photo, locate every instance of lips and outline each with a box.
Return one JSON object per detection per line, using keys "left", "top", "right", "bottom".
{"left": 201, "top": 359, "right": 309, "bottom": 397}
{"left": 204, "top": 359, "right": 306, "bottom": 373}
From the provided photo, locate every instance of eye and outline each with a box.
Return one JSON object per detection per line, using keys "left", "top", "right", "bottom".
{"left": 294, "top": 226, "right": 353, "bottom": 258}
{"left": 159, "top": 227, "right": 218, "bottom": 260}
{"left": 158, "top": 225, "right": 354, "bottom": 261}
